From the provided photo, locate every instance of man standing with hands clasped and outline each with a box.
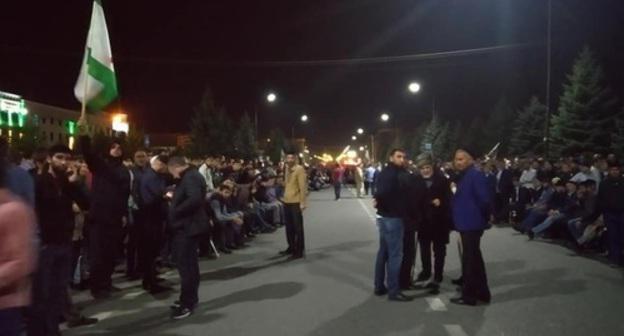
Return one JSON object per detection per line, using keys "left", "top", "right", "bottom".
{"left": 450, "top": 148, "right": 492, "bottom": 306}
{"left": 373, "top": 148, "right": 412, "bottom": 302}
{"left": 279, "top": 150, "right": 308, "bottom": 260}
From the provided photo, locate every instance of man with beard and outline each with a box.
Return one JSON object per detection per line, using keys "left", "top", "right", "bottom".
{"left": 374, "top": 149, "right": 412, "bottom": 302}
{"left": 414, "top": 155, "right": 452, "bottom": 290}
{"left": 450, "top": 148, "right": 492, "bottom": 306}
{"left": 79, "top": 136, "right": 130, "bottom": 299}
{"left": 139, "top": 155, "right": 171, "bottom": 293}
{"left": 279, "top": 151, "right": 308, "bottom": 260}
{"left": 29, "top": 144, "right": 91, "bottom": 335}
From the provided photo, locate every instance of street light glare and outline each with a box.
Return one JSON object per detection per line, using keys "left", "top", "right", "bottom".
{"left": 408, "top": 82, "right": 421, "bottom": 93}
{"left": 267, "top": 92, "right": 277, "bottom": 103}
{"left": 301, "top": 114, "right": 309, "bottom": 122}
{"left": 380, "top": 113, "right": 390, "bottom": 122}
{"left": 357, "top": 128, "right": 364, "bottom": 135}
{"left": 351, "top": 135, "right": 357, "bottom": 141}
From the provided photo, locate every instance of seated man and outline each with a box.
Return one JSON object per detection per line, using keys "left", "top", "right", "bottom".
{"left": 209, "top": 184, "right": 245, "bottom": 253}
{"left": 530, "top": 180, "right": 580, "bottom": 239}
{"left": 567, "top": 180, "right": 598, "bottom": 246}
{"left": 253, "top": 175, "right": 284, "bottom": 226}
{"left": 516, "top": 177, "right": 557, "bottom": 233}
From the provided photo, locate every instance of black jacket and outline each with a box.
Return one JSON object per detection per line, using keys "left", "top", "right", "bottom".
{"left": 169, "top": 167, "right": 208, "bottom": 237}
{"left": 374, "top": 163, "right": 409, "bottom": 218}
{"left": 598, "top": 176, "right": 624, "bottom": 213}
{"left": 496, "top": 169, "right": 514, "bottom": 198}
{"left": 79, "top": 136, "right": 130, "bottom": 222}
{"left": 417, "top": 171, "right": 452, "bottom": 243}
{"left": 35, "top": 172, "right": 89, "bottom": 245}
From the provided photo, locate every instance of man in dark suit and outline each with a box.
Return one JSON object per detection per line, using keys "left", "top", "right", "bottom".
{"left": 494, "top": 160, "right": 514, "bottom": 223}
{"left": 167, "top": 156, "right": 208, "bottom": 320}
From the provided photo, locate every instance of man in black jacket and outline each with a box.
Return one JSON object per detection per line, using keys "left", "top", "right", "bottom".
{"left": 598, "top": 161, "right": 624, "bottom": 267}
{"left": 373, "top": 148, "right": 412, "bottom": 302}
{"left": 78, "top": 136, "right": 130, "bottom": 299}
{"left": 126, "top": 149, "right": 149, "bottom": 279}
{"left": 167, "top": 156, "right": 208, "bottom": 319}
{"left": 139, "top": 154, "right": 170, "bottom": 293}
{"left": 30, "top": 144, "right": 90, "bottom": 335}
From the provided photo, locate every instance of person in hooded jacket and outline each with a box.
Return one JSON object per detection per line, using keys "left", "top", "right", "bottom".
{"left": 78, "top": 136, "right": 130, "bottom": 299}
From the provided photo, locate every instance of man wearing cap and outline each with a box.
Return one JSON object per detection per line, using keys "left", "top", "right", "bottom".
{"left": 449, "top": 148, "right": 492, "bottom": 306}
{"left": 597, "top": 161, "right": 624, "bottom": 267}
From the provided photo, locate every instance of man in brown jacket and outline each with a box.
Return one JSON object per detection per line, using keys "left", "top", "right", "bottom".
{"left": 279, "top": 151, "right": 308, "bottom": 260}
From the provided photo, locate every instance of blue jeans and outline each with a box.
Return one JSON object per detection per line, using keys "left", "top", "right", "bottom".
{"left": 374, "top": 217, "right": 404, "bottom": 296}
{"left": 604, "top": 212, "right": 624, "bottom": 265}
{"left": 567, "top": 218, "right": 584, "bottom": 241}
{"left": 521, "top": 208, "right": 547, "bottom": 232}
{"left": 532, "top": 213, "right": 566, "bottom": 235}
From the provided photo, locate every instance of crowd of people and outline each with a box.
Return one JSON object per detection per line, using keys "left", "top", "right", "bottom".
{"left": 0, "top": 135, "right": 309, "bottom": 335}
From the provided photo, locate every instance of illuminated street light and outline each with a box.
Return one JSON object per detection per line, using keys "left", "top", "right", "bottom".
{"left": 266, "top": 92, "right": 277, "bottom": 103}
{"left": 301, "top": 114, "right": 309, "bottom": 122}
{"left": 351, "top": 135, "right": 357, "bottom": 141}
{"left": 357, "top": 128, "right": 364, "bottom": 135}
{"left": 380, "top": 113, "right": 390, "bottom": 122}
{"left": 408, "top": 82, "right": 421, "bottom": 94}
{"left": 359, "top": 146, "right": 365, "bottom": 151}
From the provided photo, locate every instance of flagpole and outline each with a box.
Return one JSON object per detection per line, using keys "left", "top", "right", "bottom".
{"left": 79, "top": 55, "right": 89, "bottom": 129}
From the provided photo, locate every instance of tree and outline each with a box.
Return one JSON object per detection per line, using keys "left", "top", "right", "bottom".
{"left": 12, "top": 117, "right": 42, "bottom": 157}
{"left": 188, "top": 87, "right": 234, "bottom": 157}
{"left": 125, "top": 126, "right": 146, "bottom": 156}
{"left": 234, "top": 113, "right": 257, "bottom": 160}
{"left": 550, "top": 47, "right": 618, "bottom": 156}
{"left": 612, "top": 110, "right": 624, "bottom": 157}
{"left": 265, "top": 128, "right": 287, "bottom": 164}
{"left": 509, "top": 96, "right": 547, "bottom": 156}
{"left": 481, "top": 97, "right": 516, "bottom": 155}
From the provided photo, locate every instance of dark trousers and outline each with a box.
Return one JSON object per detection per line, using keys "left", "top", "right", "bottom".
{"left": 364, "top": 181, "right": 371, "bottom": 195}
{"left": 399, "top": 229, "right": 416, "bottom": 288}
{"left": 172, "top": 232, "right": 199, "bottom": 310}
{"left": 334, "top": 183, "right": 342, "bottom": 200}
{"left": 140, "top": 212, "right": 164, "bottom": 286}
{"left": 284, "top": 203, "right": 305, "bottom": 256}
{"left": 28, "top": 244, "right": 71, "bottom": 336}
{"left": 126, "top": 209, "right": 143, "bottom": 276}
{"left": 0, "top": 308, "right": 22, "bottom": 336}
{"left": 418, "top": 238, "right": 447, "bottom": 279}
{"left": 494, "top": 193, "right": 510, "bottom": 221}
{"left": 460, "top": 231, "right": 491, "bottom": 302}
{"left": 89, "top": 216, "right": 123, "bottom": 293}
{"left": 604, "top": 211, "right": 624, "bottom": 265}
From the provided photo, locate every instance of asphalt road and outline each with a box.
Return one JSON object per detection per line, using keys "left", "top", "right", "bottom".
{"left": 65, "top": 188, "right": 624, "bottom": 336}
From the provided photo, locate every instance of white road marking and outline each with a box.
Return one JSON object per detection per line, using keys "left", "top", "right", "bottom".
{"left": 348, "top": 187, "right": 376, "bottom": 221}
{"left": 121, "top": 290, "right": 144, "bottom": 300}
{"left": 444, "top": 324, "right": 469, "bottom": 336}
{"left": 426, "top": 297, "right": 448, "bottom": 311}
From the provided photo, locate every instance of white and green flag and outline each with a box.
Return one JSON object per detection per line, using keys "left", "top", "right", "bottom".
{"left": 74, "top": 0, "right": 118, "bottom": 112}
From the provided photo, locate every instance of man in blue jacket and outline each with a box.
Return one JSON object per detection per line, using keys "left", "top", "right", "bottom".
{"left": 450, "top": 148, "right": 492, "bottom": 306}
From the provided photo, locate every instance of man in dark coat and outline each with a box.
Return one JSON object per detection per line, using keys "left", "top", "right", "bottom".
{"left": 597, "top": 161, "right": 624, "bottom": 266}
{"left": 400, "top": 168, "right": 425, "bottom": 290}
{"left": 167, "top": 156, "right": 208, "bottom": 319}
{"left": 450, "top": 148, "right": 492, "bottom": 306}
{"left": 414, "top": 156, "right": 452, "bottom": 287}
{"left": 79, "top": 136, "right": 130, "bottom": 299}
{"left": 139, "top": 155, "right": 170, "bottom": 293}
{"left": 494, "top": 159, "right": 514, "bottom": 222}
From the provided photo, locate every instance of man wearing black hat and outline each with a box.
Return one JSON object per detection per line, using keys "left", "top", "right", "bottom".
{"left": 30, "top": 144, "right": 91, "bottom": 335}
{"left": 597, "top": 161, "right": 624, "bottom": 267}
{"left": 450, "top": 148, "right": 492, "bottom": 306}
{"left": 78, "top": 136, "right": 130, "bottom": 299}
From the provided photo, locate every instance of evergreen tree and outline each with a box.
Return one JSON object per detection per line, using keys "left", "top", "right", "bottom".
{"left": 420, "top": 113, "right": 443, "bottom": 153}
{"left": 189, "top": 87, "right": 234, "bottom": 157}
{"left": 125, "top": 126, "right": 146, "bottom": 156}
{"left": 441, "top": 121, "right": 461, "bottom": 162}
{"left": 12, "top": 117, "right": 41, "bottom": 157}
{"left": 550, "top": 47, "right": 618, "bottom": 156}
{"left": 509, "top": 96, "right": 547, "bottom": 155}
{"left": 481, "top": 97, "right": 516, "bottom": 155}
{"left": 234, "top": 113, "right": 258, "bottom": 160}
{"left": 612, "top": 110, "right": 624, "bottom": 157}
{"left": 265, "top": 128, "right": 286, "bottom": 164}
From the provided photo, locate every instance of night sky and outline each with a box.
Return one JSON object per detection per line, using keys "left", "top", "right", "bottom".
{"left": 1, "top": 0, "right": 624, "bottom": 146}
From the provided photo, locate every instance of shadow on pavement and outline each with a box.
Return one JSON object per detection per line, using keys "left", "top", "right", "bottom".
{"left": 73, "top": 282, "right": 304, "bottom": 336}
